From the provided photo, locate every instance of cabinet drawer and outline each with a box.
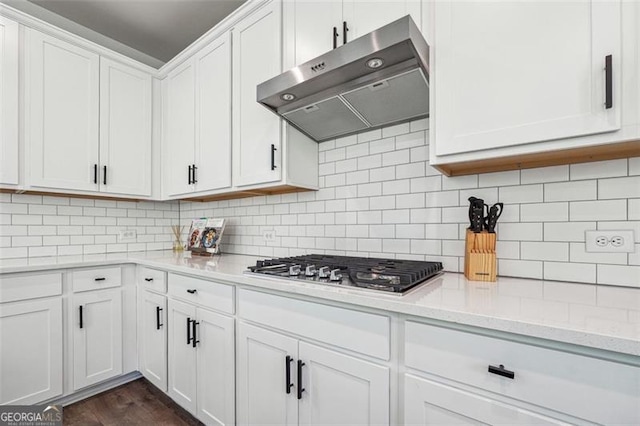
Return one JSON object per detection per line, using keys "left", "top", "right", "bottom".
{"left": 138, "top": 267, "right": 167, "bottom": 293}
{"left": 405, "top": 321, "right": 640, "bottom": 425}
{"left": 167, "top": 273, "right": 233, "bottom": 314}
{"left": 71, "top": 267, "right": 122, "bottom": 293}
{"left": 238, "top": 289, "right": 390, "bottom": 360}
{"left": 0, "top": 272, "right": 62, "bottom": 303}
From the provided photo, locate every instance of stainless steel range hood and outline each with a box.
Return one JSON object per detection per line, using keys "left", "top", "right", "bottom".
{"left": 257, "top": 15, "right": 429, "bottom": 142}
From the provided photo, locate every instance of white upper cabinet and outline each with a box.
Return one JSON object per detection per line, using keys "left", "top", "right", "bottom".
{"left": 26, "top": 28, "right": 100, "bottom": 191}
{"left": 0, "top": 16, "right": 18, "bottom": 186}
{"left": 342, "top": 0, "right": 421, "bottom": 42}
{"left": 232, "top": 1, "right": 283, "bottom": 187}
{"left": 163, "top": 31, "right": 232, "bottom": 198}
{"left": 164, "top": 59, "right": 196, "bottom": 197}
{"left": 288, "top": 0, "right": 420, "bottom": 68}
{"left": 194, "top": 32, "right": 232, "bottom": 193}
{"left": 100, "top": 58, "right": 152, "bottom": 196}
{"left": 289, "top": 1, "right": 342, "bottom": 65}
{"left": 432, "top": 0, "right": 622, "bottom": 157}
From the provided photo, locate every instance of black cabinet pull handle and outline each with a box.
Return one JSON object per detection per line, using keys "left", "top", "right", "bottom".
{"left": 187, "top": 317, "right": 192, "bottom": 345}
{"left": 93, "top": 164, "right": 98, "bottom": 184}
{"left": 285, "top": 355, "right": 294, "bottom": 394}
{"left": 188, "top": 165, "right": 193, "bottom": 184}
{"left": 186, "top": 289, "right": 197, "bottom": 294}
{"left": 192, "top": 164, "right": 198, "bottom": 183}
{"left": 605, "top": 54, "right": 613, "bottom": 109}
{"left": 333, "top": 27, "right": 338, "bottom": 49}
{"left": 297, "top": 360, "right": 305, "bottom": 399}
{"left": 271, "top": 144, "right": 277, "bottom": 170}
{"left": 103, "top": 165, "right": 107, "bottom": 185}
{"left": 488, "top": 364, "right": 515, "bottom": 379}
{"left": 342, "top": 21, "right": 348, "bottom": 45}
{"left": 156, "top": 306, "right": 163, "bottom": 329}
{"left": 144, "top": 277, "right": 153, "bottom": 282}
{"left": 192, "top": 320, "right": 200, "bottom": 348}
{"left": 94, "top": 277, "right": 106, "bottom": 282}
{"left": 79, "top": 305, "right": 83, "bottom": 329}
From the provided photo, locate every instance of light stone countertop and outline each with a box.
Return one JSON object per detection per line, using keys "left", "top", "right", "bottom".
{"left": 1, "top": 250, "right": 639, "bottom": 357}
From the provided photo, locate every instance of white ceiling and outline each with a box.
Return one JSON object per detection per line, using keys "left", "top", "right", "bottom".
{"left": 10, "top": 0, "right": 246, "bottom": 66}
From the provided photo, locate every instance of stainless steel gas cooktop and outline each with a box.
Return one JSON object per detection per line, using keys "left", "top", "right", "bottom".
{"left": 246, "top": 254, "right": 443, "bottom": 295}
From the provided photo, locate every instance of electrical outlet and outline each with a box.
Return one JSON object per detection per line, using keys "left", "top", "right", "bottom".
{"left": 118, "top": 228, "right": 137, "bottom": 242}
{"left": 585, "top": 230, "right": 635, "bottom": 253}
{"left": 263, "top": 229, "right": 276, "bottom": 244}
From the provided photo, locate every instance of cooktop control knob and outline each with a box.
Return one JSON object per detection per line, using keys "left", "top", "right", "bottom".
{"left": 305, "top": 265, "right": 317, "bottom": 277}
{"left": 318, "top": 266, "right": 331, "bottom": 278}
{"left": 329, "top": 269, "right": 342, "bottom": 281}
{"left": 289, "top": 265, "right": 301, "bottom": 276}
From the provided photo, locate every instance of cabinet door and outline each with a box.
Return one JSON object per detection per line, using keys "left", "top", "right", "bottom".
{"left": 404, "top": 374, "right": 567, "bottom": 425}
{"left": 0, "top": 16, "right": 18, "bottom": 185}
{"left": 194, "top": 33, "right": 232, "bottom": 193}
{"left": 167, "top": 298, "right": 197, "bottom": 414}
{"left": 434, "top": 1, "right": 621, "bottom": 156}
{"left": 0, "top": 298, "right": 63, "bottom": 405}
{"left": 196, "top": 308, "right": 235, "bottom": 426}
{"left": 72, "top": 288, "right": 123, "bottom": 390}
{"left": 237, "top": 322, "right": 298, "bottom": 426}
{"left": 139, "top": 290, "right": 167, "bottom": 392}
{"left": 99, "top": 58, "right": 152, "bottom": 196}
{"left": 232, "top": 1, "right": 283, "bottom": 187}
{"left": 342, "top": 0, "right": 421, "bottom": 42}
{"left": 298, "top": 341, "right": 390, "bottom": 426}
{"left": 289, "top": 0, "right": 342, "bottom": 65}
{"left": 25, "top": 28, "right": 100, "bottom": 191}
{"left": 164, "top": 59, "right": 196, "bottom": 197}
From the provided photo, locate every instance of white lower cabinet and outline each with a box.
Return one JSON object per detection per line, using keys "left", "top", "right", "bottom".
{"left": 168, "top": 298, "right": 235, "bottom": 426}
{"left": 72, "top": 288, "right": 123, "bottom": 390}
{"left": 0, "top": 297, "right": 63, "bottom": 404}
{"left": 404, "top": 374, "right": 566, "bottom": 426}
{"left": 139, "top": 290, "right": 167, "bottom": 391}
{"left": 237, "top": 321, "right": 390, "bottom": 426}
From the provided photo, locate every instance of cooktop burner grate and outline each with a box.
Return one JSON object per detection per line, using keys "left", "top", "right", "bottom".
{"left": 247, "top": 254, "right": 443, "bottom": 294}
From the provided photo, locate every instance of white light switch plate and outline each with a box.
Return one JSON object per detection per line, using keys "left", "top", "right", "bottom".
{"left": 585, "top": 230, "right": 635, "bottom": 253}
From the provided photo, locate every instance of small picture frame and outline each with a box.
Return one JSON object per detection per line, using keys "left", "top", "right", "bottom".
{"left": 186, "top": 218, "right": 226, "bottom": 256}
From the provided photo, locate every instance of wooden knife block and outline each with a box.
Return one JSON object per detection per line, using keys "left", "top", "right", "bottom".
{"left": 464, "top": 229, "right": 497, "bottom": 282}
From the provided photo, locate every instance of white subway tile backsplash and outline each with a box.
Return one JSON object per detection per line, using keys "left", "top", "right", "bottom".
{"left": 520, "top": 165, "right": 569, "bottom": 184}
{"left": 479, "top": 171, "right": 520, "bottom": 187}
{"left": 395, "top": 131, "right": 425, "bottom": 150}
{"left": 382, "top": 123, "right": 410, "bottom": 138}
{"left": 520, "top": 202, "right": 568, "bottom": 222}
{"left": 570, "top": 159, "right": 627, "bottom": 180}
{"left": 598, "top": 177, "right": 640, "bottom": 199}
{"left": 545, "top": 180, "right": 597, "bottom": 202}
{"left": 597, "top": 264, "right": 640, "bottom": 287}
{"left": 499, "top": 184, "right": 543, "bottom": 204}
{"left": 569, "top": 200, "right": 626, "bottom": 221}
{"left": 497, "top": 223, "right": 543, "bottom": 241}
{"left": 629, "top": 158, "right": 640, "bottom": 176}
{"left": 442, "top": 175, "right": 478, "bottom": 190}
{"left": 544, "top": 262, "right": 596, "bottom": 284}
{"left": 521, "top": 242, "right": 568, "bottom": 262}
{"left": 498, "top": 259, "right": 543, "bottom": 279}
{"left": 544, "top": 222, "right": 594, "bottom": 242}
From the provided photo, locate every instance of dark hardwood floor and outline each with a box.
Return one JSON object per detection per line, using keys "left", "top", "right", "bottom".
{"left": 63, "top": 378, "right": 202, "bottom": 426}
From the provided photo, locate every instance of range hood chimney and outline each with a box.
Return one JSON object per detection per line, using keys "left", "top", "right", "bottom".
{"left": 257, "top": 15, "right": 430, "bottom": 142}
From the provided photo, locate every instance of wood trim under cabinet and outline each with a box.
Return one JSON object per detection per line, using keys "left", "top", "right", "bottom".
{"left": 433, "top": 140, "right": 640, "bottom": 177}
